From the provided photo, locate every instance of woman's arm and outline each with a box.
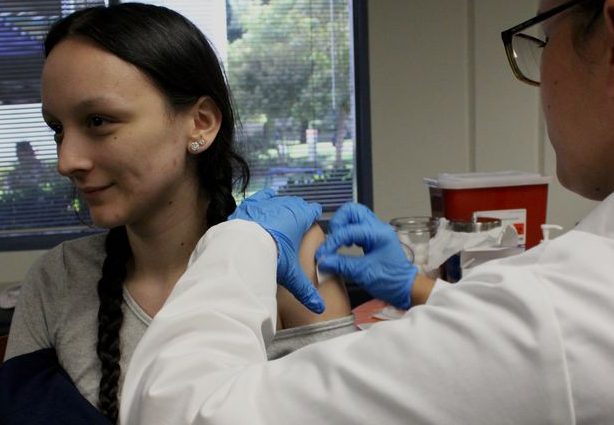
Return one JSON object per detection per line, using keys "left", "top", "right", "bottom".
{"left": 411, "top": 274, "right": 436, "bottom": 306}
{"left": 276, "top": 224, "right": 351, "bottom": 330}
{"left": 5, "top": 249, "right": 61, "bottom": 360}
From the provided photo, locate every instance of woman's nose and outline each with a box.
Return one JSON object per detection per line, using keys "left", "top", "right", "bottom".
{"left": 56, "top": 133, "right": 93, "bottom": 177}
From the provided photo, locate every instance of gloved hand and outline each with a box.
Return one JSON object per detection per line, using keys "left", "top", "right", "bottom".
{"left": 229, "top": 188, "right": 325, "bottom": 313}
{"left": 316, "top": 203, "right": 418, "bottom": 310}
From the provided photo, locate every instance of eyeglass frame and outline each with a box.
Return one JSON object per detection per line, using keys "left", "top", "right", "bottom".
{"left": 501, "top": 0, "right": 595, "bottom": 86}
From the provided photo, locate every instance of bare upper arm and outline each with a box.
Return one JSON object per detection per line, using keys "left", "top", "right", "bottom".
{"left": 276, "top": 224, "right": 352, "bottom": 330}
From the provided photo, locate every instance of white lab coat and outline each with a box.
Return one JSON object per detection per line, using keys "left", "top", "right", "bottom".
{"left": 121, "top": 195, "right": 614, "bottom": 425}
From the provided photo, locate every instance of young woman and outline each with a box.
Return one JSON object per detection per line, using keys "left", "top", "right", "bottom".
{"left": 4, "top": 4, "right": 353, "bottom": 424}
{"left": 122, "top": 0, "right": 614, "bottom": 424}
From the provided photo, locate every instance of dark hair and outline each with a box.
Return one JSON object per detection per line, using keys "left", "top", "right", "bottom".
{"left": 572, "top": 0, "right": 605, "bottom": 48}
{"left": 44, "top": 3, "right": 249, "bottom": 423}
{"left": 575, "top": 0, "right": 605, "bottom": 23}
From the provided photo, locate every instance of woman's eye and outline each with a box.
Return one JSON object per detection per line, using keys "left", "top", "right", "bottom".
{"left": 46, "top": 122, "right": 64, "bottom": 143}
{"left": 88, "top": 115, "right": 106, "bottom": 127}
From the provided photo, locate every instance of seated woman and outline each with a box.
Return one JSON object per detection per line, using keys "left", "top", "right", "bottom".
{"left": 4, "top": 4, "right": 353, "bottom": 424}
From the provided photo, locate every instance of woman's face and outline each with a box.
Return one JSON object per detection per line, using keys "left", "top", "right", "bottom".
{"left": 540, "top": 0, "right": 614, "bottom": 200}
{"left": 42, "top": 38, "right": 202, "bottom": 229}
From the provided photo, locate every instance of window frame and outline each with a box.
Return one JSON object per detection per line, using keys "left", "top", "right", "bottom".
{"left": 352, "top": 0, "right": 373, "bottom": 209}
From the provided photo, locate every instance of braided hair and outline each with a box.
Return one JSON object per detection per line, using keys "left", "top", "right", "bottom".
{"left": 96, "top": 226, "right": 130, "bottom": 423}
{"left": 44, "top": 4, "right": 249, "bottom": 422}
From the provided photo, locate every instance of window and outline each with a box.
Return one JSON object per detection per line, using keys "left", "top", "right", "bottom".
{"left": 0, "top": 0, "right": 104, "bottom": 251}
{"left": 0, "top": 0, "right": 371, "bottom": 251}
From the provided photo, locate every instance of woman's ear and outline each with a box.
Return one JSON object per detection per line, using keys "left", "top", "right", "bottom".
{"left": 187, "top": 96, "right": 222, "bottom": 153}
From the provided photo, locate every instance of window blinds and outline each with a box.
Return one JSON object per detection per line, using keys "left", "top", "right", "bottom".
{"left": 0, "top": 1, "right": 104, "bottom": 245}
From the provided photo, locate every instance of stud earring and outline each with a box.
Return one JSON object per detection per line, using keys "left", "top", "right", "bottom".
{"left": 189, "top": 138, "right": 206, "bottom": 153}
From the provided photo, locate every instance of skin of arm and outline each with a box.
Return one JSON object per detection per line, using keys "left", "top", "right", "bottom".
{"left": 276, "top": 224, "right": 351, "bottom": 329}
{"left": 276, "top": 222, "right": 436, "bottom": 325}
{"left": 411, "top": 275, "right": 436, "bottom": 307}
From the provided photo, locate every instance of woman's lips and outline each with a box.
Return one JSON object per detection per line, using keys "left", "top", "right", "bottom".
{"left": 79, "top": 184, "right": 112, "bottom": 199}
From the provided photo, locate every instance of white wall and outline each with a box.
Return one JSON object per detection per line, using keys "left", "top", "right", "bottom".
{"left": 0, "top": 0, "right": 598, "bottom": 285}
{"left": 368, "top": 0, "right": 596, "bottom": 227}
{"left": 0, "top": 250, "right": 45, "bottom": 290}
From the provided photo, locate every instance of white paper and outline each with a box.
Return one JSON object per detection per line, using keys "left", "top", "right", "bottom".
{"left": 424, "top": 218, "right": 519, "bottom": 274}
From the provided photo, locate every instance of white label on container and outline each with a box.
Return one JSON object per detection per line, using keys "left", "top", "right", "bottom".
{"left": 473, "top": 209, "right": 527, "bottom": 246}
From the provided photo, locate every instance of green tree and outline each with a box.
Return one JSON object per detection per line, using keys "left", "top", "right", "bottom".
{"left": 228, "top": 0, "right": 350, "bottom": 154}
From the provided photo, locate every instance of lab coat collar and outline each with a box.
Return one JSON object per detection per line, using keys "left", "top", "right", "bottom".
{"left": 574, "top": 192, "right": 614, "bottom": 238}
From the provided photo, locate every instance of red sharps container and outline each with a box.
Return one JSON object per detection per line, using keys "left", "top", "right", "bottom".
{"left": 424, "top": 171, "right": 551, "bottom": 249}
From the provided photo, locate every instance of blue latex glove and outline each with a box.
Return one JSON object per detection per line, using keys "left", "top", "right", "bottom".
{"left": 229, "top": 188, "right": 325, "bottom": 313}
{"left": 316, "top": 203, "right": 418, "bottom": 310}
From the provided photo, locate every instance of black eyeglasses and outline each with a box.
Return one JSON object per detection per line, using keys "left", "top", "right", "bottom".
{"left": 501, "top": 0, "right": 594, "bottom": 86}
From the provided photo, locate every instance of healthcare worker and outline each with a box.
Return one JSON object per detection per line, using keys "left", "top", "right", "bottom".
{"left": 121, "top": 0, "right": 614, "bottom": 423}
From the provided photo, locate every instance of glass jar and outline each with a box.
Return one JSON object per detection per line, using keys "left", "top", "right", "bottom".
{"left": 389, "top": 216, "right": 438, "bottom": 271}
{"left": 445, "top": 217, "right": 501, "bottom": 233}
{"left": 442, "top": 217, "right": 502, "bottom": 282}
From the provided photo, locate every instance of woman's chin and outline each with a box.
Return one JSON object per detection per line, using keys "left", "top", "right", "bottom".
{"left": 557, "top": 168, "right": 609, "bottom": 201}
{"left": 89, "top": 210, "right": 125, "bottom": 229}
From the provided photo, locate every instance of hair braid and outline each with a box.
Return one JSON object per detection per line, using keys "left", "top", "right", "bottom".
{"left": 96, "top": 226, "right": 131, "bottom": 424}
{"left": 199, "top": 135, "right": 250, "bottom": 228}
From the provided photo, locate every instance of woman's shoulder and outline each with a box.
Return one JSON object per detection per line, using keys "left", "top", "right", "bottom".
{"left": 298, "top": 223, "right": 326, "bottom": 256}
{"left": 46, "top": 231, "right": 107, "bottom": 265}
{"left": 7, "top": 233, "right": 109, "bottom": 359}
{"left": 276, "top": 223, "right": 352, "bottom": 329}
{"left": 26, "top": 232, "right": 108, "bottom": 292}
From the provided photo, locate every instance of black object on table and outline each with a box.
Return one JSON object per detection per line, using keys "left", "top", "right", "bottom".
{"left": 0, "top": 307, "right": 14, "bottom": 336}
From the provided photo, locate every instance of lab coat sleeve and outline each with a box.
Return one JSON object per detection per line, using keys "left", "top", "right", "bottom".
{"left": 120, "top": 219, "right": 279, "bottom": 423}
{"left": 121, "top": 225, "right": 574, "bottom": 425}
